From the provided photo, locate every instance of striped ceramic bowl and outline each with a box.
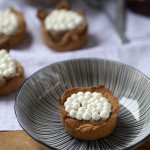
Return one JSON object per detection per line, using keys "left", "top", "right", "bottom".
{"left": 15, "top": 58, "right": 150, "bottom": 150}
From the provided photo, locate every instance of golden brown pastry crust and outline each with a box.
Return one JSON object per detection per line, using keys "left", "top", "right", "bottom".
{"left": 59, "top": 85, "right": 119, "bottom": 140}
{"left": 37, "top": 8, "right": 88, "bottom": 51}
{"left": 0, "top": 37, "right": 10, "bottom": 50}
{"left": 0, "top": 7, "right": 26, "bottom": 48}
{"left": 0, "top": 60, "right": 24, "bottom": 95}
{"left": 55, "top": 0, "right": 71, "bottom": 10}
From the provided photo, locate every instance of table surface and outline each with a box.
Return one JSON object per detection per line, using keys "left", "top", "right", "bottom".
{"left": 0, "top": 0, "right": 150, "bottom": 149}
{"left": 0, "top": 131, "right": 150, "bottom": 150}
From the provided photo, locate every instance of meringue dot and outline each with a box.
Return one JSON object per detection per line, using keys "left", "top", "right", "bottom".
{"left": 78, "top": 107, "right": 86, "bottom": 113}
{"left": 96, "top": 105, "right": 103, "bottom": 113}
{"left": 100, "top": 111, "right": 110, "bottom": 119}
{"left": 64, "top": 101, "right": 70, "bottom": 107}
{"left": 71, "top": 94, "right": 78, "bottom": 99}
{"left": 85, "top": 91, "right": 92, "bottom": 97}
{"left": 94, "top": 93, "right": 103, "bottom": 99}
{"left": 77, "top": 91, "right": 84, "bottom": 96}
{"left": 76, "top": 113, "right": 83, "bottom": 120}
{"left": 83, "top": 113, "right": 91, "bottom": 120}
{"left": 78, "top": 96, "right": 84, "bottom": 103}
{"left": 69, "top": 110, "right": 77, "bottom": 118}
{"left": 73, "top": 102, "right": 80, "bottom": 110}
{"left": 82, "top": 101, "right": 88, "bottom": 108}
{"left": 65, "top": 105, "right": 72, "bottom": 113}
{"left": 100, "top": 97, "right": 108, "bottom": 103}
{"left": 92, "top": 112, "right": 100, "bottom": 120}
{"left": 67, "top": 97, "right": 74, "bottom": 102}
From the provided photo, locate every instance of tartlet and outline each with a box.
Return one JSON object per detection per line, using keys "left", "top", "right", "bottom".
{"left": 0, "top": 49, "right": 24, "bottom": 95}
{"left": 0, "top": 7, "right": 26, "bottom": 48}
{"left": 37, "top": 4, "right": 88, "bottom": 51}
{"left": 126, "top": 0, "right": 150, "bottom": 16}
{"left": 59, "top": 85, "right": 119, "bottom": 140}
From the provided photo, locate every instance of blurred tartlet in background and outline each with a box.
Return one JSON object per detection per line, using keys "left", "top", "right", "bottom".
{"left": 37, "top": 0, "right": 88, "bottom": 51}
{"left": 126, "top": 0, "right": 150, "bottom": 16}
{"left": 26, "top": 0, "right": 59, "bottom": 7}
{"left": 0, "top": 48, "right": 25, "bottom": 95}
{"left": 0, "top": 7, "right": 26, "bottom": 48}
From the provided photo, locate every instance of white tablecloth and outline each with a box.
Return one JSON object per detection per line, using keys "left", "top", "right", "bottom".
{"left": 0, "top": 0, "right": 150, "bottom": 130}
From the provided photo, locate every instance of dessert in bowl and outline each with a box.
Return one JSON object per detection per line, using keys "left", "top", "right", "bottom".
{"left": 15, "top": 58, "right": 150, "bottom": 150}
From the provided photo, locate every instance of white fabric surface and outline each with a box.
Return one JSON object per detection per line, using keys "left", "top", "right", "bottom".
{"left": 0, "top": 0, "right": 150, "bottom": 130}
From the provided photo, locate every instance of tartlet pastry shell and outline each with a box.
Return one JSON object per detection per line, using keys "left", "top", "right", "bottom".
{"left": 37, "top": 8, "right": 88, "bottom": 51}
{"left": 0, "top": 60, "right": 24, "bottom": 95}
{"left": 0, "top": 7, "right": 26, "bottom": 48}
{"left": 59, "top": 85, "right": 119, "bottom": 140}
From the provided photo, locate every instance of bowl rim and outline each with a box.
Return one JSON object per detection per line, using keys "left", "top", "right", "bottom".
{"left": 15, "top": 58, "right": 150, "bottom": 150}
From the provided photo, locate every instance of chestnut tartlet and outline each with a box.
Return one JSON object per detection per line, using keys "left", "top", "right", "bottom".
{"left": 0, "top": 7, "right": 26, "bottom": 48}
{"left": 126, "top": 0, "right": 150, "bottom": 16}
{"left": 37, "top": 7, "right": 88, "bottom": 51}
{"left": 0, "top": 49, "right": 24, "bottom": 95}
{"left": 59, "top": 85, "right": 119, "bottom": 140}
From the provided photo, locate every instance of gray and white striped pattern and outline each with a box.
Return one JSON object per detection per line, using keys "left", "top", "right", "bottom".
{"left": 15, "top": 58, "right": 150, "bottom": 150}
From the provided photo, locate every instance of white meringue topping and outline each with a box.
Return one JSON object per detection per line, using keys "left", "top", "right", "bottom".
{"left": 0, "top": 8, "right": 19, "bottom": 36}
{"left": 0, "top": 49, "right": 16, "bottom": 79}
{"left": 64, "top": 91, "right": 112, "bottom": 121}
{"left": 44, "top": 9, "right": 84, "bottom": 32}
